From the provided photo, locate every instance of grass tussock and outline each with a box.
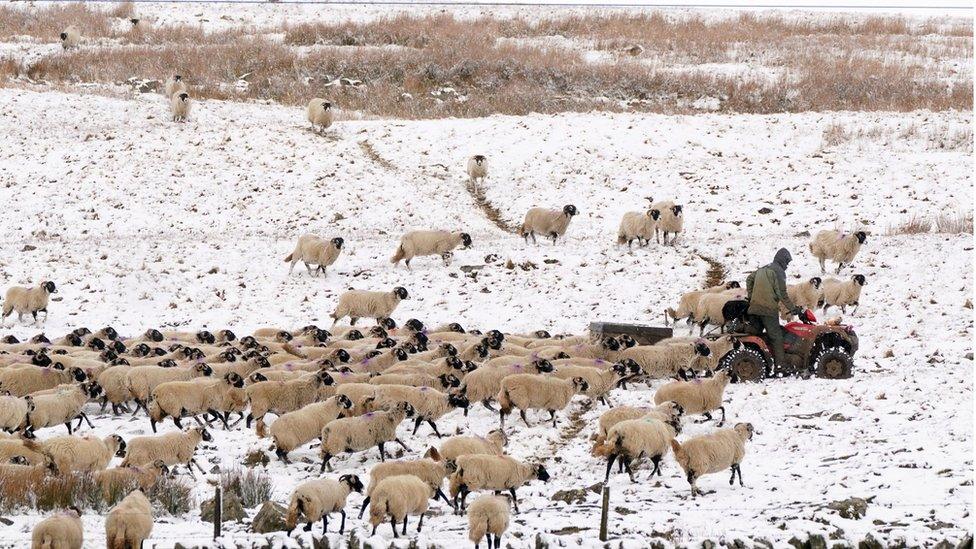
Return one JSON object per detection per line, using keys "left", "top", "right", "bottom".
{"left": 220, "top": 467, "right": 272, "bottom": 508}
{"left": 0, "top": 3, "right": 113, "bottom": 42}
{"left": 887, "top": 212, "right": 974, "bottom": 235}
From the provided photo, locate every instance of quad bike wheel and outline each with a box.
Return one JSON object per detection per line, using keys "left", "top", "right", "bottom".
{"left": 718, "top": 347, "right": 766, "bottom": 382}
{"left": 813, "top": 347, "right": 854, "bottom": 379}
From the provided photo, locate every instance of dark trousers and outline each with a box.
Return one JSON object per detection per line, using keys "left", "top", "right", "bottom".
{"left": 749, "top": 314, "right": 785, "bottom": 367}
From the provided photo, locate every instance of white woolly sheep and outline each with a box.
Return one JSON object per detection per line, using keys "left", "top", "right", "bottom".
{"left": 809, "top": 230, "right": 867, "bottom": 273}
{"left": 780, "top": 277, "right": 824, "bottom": 320}
{"left": 170, "top": 92, "right": 191, "bottom": 122}
{"left": 617, "top": 210, "right": 657, "bottom": 248}
{"left": 24, "top": 382, "right": 102, "bottom": 435}
{"left": 121, "top": 427, "right": 211, "bottom": 474}
{"left": 497, "top": 374, "right": 588, "bottom": 428}
{"left": 286, "top": 474, "right": 364, "bottom": 535}
{"left": 105, "top": 490, "right": 153, "bottom": 549}
{"left": 285, "top": 234, "right": 344, "bottom": 276}
{"left": 671, "top": 422, "right": 754, "bottom": 496}
{"left": 245, "top": 370, "right": 334, "bottom": 437}
{"left": 25, "top": 433, "right": 125, "bottom": 473}
{"left": 60, "top": 26, "right": 81, "bottom": 49}
{"left": 0, "top": 394, "right": 30, "bottom": 433}
{"left": 467, "top": 155, "right": 488, "bottom": 191}
{"left": 391, "top": 230, "right": 472, "bottom": 269}
{"left": 0, "top": 364, "right": 87, "bottom": 397}
{"left": 665, "top": 282, "right": 741, "bottom": 326}
{"left": 31, "top": 508, "right": 83, "bottom": 549}
{"left": 449, "top": 454, "right": 549, "bottom": 513}
{"left": 148, "top": 372, "right": 245, "bottom": 432}
{"left": 358, "top": 456, "right": 451, "bottom": 519}
{"left": 552, "top": 362, "right": 637, "bottom": 405}
{"left": 368, "top": 372, "right": 458, "bottom": 391}
{"left": 271, "top": 395, "right": 353, "bottom": 463}
{"left": 97, "top": 365, "right": 135, "bottom": 414}
{"left": 307, "top": 98, "right": 334, "bottom": 133}
{"left": 460, "top": 358, "right": 554, "bottom": 412}
{"left": 319, "top": 401, "right": 413, "bottom": 471}
{"left": 334, "top": 382, "right": 378, "bottom": 416}
{"left": 437, "top": 430, "right": 508, "bottom": 463}
{"left": 331, "top": 287, "right": 409, "bottom": 326}
{"left": 654, "top": 369, "right": 732, "bottom": 425}
{"left": 124, "top": 362, "right": 212, "bottom": 415}
{"left": 822, "top": 274, "right": 867, "bottom": 314}
{"left": 649, "top": 200, "right": 683, "bottom": 245}
{"left": 0, "top": 437, "right": 47, "bottom": 464}
{"left": 520, "top": 205, "right": 578, "bottom": 244}
{"left": 693, "top": 293, "right": 749, "bottom": 336}
{"left": 468, "top": 495, "right": 510, "bottom": 549}
{"left": 164, "top": 75, "right": 187, "bottom": 98}
{"left": 602, "top": 416, "right": 678, "bottom": 482}
{"left": 2, "top": 281, "right": 57, "bottom": 327}
{"left": 352, "top": 347, "right": 410, "bottom": 375}
{"left": 594, "top": 401, "right": 684, "bottom": 447}
{"left": 368, "top": 474, "right": 433, "bottom": 538}
{"left": 128, "top": 17, "right": 150, "bottom": 32}
{"left": 368, "top": 385, "right": 468, "bottom": 438}
{"left": 95, "top": 459, "right": 168, "bottom": 495}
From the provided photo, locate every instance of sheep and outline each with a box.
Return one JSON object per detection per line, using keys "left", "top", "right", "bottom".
{"left": 245, "top": 370, "right": 335, "bottom": 437}
{"left": 31, "top": 508, "right": 83, "bottom": 549}
{"left": 534, "top": 337, "right": 621, "bottom": 362}
{"left": 468, "top": 495, "right": 511, "bottom": 549}
{"left": 0, "top": 458, "right": 56, "bottom": 485}
{"left": 285, "top": 235, "right": 344, "bottom": 276}
{"left": 466, "top": 155, "right": 488, "bottom": 190}
{"left": 649, "top": 201, "right": 683, "bottom": 245}
{"left": 497, "top": 374, "right": 587, "bottom": 428}
{"left": 552, "top": 362, "right": 638, "bottom": 406}
{"left": 520, "top": 205, "right": 578, "bottom": 244}
{"left": 319, "top": 401, "right": 413, "bottom": 471}
{"left": 351, "top": 347, "right": 410, "bottom": 374}
{"left": 780, "top": 277, "right": 824, "bottom": 320}
{"left": 384, "top": 355, "right": 468, "bottom": 378}
{"left": 671, "top": 422, "right": 754, "bottom": 496}
{"left": 437, "top": 430, "right": 508, "bottom": 462}
{"left": 449, "top": 454, "right": 549, "bottom": 513}
{"left": 307, "top": 98, "right": 334, "bottom": 133}
{"left": 163, "top": 74, "right": 187, "bottom": 98}
{"left": 24, "top": 434, "right": 125, "bottom": 473}
{"left": 602, "top": 416, "right": 678, "bottom": 482}
{"left": 0, "top": 394, "right": 30, "bottom": 433}
{"left": 95, "top": 459, "right": 168, "bottom": 495}
{"left": 24, "top": 382, "right": 102, "bottom": 435}
{"left": 286, "top": 474, "right": 364, "bottom": 535}
{"left": 121, "top": 427, "right": 210, "bottom": 474}
{"left": 0, "top": 364, "right": 87, "bottom": 397}
{"left": 665, "top": 282, "right": 741, "bottom": 326}
{"left": 391, "top": 230, "right": 472, "bottom": 269}
{"left": 617, "top": 210, "right": 658, "bottom": 248}
{"left": 809, "top": 230, "right": 867, "bottom": 273}
{"left": 654, "top": 369, "right": 732, "bottom": 425}
{"left": 594, "top": 401, "right": 684, "bottom": 447}
{"left": 125, "top": 362, "right": 212, "bottom": 415}
{"left": 128, "top": 17, "right": 150, "bottom": 32}
{"left": 358, "top": 456, "right": 451, "bottom": 519}
{"left": 331, "top": 287, "right": 408, "bottom": 326}
{"left": 97, "top": 365, "right": 135, "bottom": 414}
{"left": 334, "top": 382, "right": 378, "bottom": 416}
{"left": 59, "top": 26, "right": 81, "bottom": 49}
{"left": 148, "top": 372, "right": 246, "bottom": 432}
{"left": 210, "top": 355, "right": 272, "bottom": 380}
{"left": 2, "top": 281, "right": 57, "bottom": 326}
{"left": 822, "top": 274, "right": 867, "bottom": 314}
{"left": 368, "top": 474, "right": 433, "bottom": 538}
{"left": 170, "top": 92, "right": 191, "bottom": 122}
{"left": 369, "top": 385, "right": 468, "bottom": 437}
{"left": 693, "top": 293, "right": 749, "bottom": 336}
{"left": 369, "top": 372, "right": 458, "bottom": 391}
{"left": 460, "top": 359, "right": 554, "bottom": 412}
{"left": 0, "top": 437, "right": 47, "bottom": 464}
{"left": 105, "top": 490, "right": 153, "bottom": 549}
{"left": 270, "top": 395, "right": 353, "bottom": 462}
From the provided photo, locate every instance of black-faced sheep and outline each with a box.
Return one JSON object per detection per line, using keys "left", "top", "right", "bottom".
{"left": 520, "top": 205, "right": 577, "bottom": 244}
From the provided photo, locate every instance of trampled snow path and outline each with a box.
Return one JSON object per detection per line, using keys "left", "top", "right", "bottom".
{"left": 0, "top": 87, "right": 971, "bottom": 547}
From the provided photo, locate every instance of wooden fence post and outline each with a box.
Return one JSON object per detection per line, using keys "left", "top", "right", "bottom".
{"left": 213, "top": 484, "right": 221, "bottom": 540}
{"left": 599, "top": 485, "right": 610, "bottom": 541}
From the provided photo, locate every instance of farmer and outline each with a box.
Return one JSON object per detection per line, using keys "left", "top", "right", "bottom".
{"left": 746, "top": 248, "right": 804, "bottom": 370}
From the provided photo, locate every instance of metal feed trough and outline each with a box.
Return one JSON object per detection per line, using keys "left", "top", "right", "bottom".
{"left": 589, "top": 322, "right": 673, "bottom": 345}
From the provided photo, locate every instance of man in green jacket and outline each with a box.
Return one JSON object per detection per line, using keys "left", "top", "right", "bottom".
{"left": 746, "top": 248, "right": 804, "bottom": 370}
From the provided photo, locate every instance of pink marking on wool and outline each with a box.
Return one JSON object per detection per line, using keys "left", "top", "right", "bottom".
{"left": 364, "top": 412, "right": 375, "bottom": 418}
{"left": 420, "top": 387, "right": 428, "bottom": 392}
{"left": 513, "top": 364, "right": 523, "bottom": 370}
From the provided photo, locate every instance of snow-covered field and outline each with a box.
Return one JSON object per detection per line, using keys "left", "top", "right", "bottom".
{"left": 0, "top": 49, "right": 972, "bottom": 549}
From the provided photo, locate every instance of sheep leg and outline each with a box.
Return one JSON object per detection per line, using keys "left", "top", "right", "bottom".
{"left": 390, "top": 516, "right": 398, "bottom": 538}
{"left": 377, "top": 441, "right": 387, "bottom": 461}
{"left": 78, "top": 412, "right": 94, "bottom": 429}
{"left": 320, "top": 453, "right": 332, "bottom": 473}
{"left": 696, "top": 412, "right": 713, "bottom": 424}
{"left": 303, "top": 521, "right": 313, "bottom": 532}
{"left": 402, "top": 516, "right": 408, "bottom": 535}
{"left": 358, "top": 497, "right": 370, "bottom": 519}
{"left": 481, "top": 400, "right": 497, "bottom": 412}
{"left": 604, "top": 453, "right": 617, "bottom": 482}
{"left": 729, "top": 466, "right": 737, "bottom": 486}
{"left": 190, "top": 458, "right": 206, "bottom": 475}
{"left": 412, "top": 416, "right": 423, "bottom": 435}
{"left": 717, "top": 406, "right": 726, "bottom": 427}
{"left": 623, "top": 458, "right": 636, "bottom": 483}
{"left": 427, "top": 420, "right": 443, "bottom": 438}
{"left": 275, "top": 447, "right": 291, "bottom": 464}
{"left": 834, "top": 262, "right": 843, "bottom": 274}
{"left": 508, "top": 488, "right": 520, "bottom": 513}
{"left": 735, "top": 463, "right": 745, "bottom": 487}
{"left": 339, "top": 509, "right": 346, "bottom": 533}
{"left": 494, "top": 534, "right": 502, "bottom": 549}
{"left": 323, "top": 514, "right": 329, "bottom": 533}
{"left": 434, "top": 487, "right": 453, "bottom": 510}
{"left": 459, "top": 486, "right": 471, "bottom": 512}
{"left": 651, "top": 455, "right": 662, "bottom": 476}
{"left": 851, "top": 302, "right": 859, "bottom": 315}
{"left": 64, "top": 421, "right": 73, "bottom": 434}
{"left": 417, "top": 511, "right": 425, "bottom": 532}
{"left": 549, "top": 410, "right": 557, "bottom": 428}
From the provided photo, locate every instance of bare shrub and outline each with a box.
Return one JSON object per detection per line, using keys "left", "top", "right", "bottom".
{"left": 147, "top": 475, "right": 194, "bottom": 516}
{"left": 0, "top": 3, "right": 113, "bottom": 41}
{"left": 220, "top": 467, "right": 272, "bottom": 508}
{"left": 888, "top": 212, "right": 973, "bottom": 235}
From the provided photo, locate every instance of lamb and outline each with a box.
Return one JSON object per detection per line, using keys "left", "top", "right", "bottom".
{"left": 148, "top": 372, "right": 246, "bottom": 432}
{"left": 286, "top": 474, "right": 364, "bottom": 535}
{"left": 331, "top": 287, "right": 408, "bottom": 326}
{"left": 319, "top": 402, "right": 413, "bottom": 471}
{"left": 368, "top": 475, "right": 433, "bottom": 538}
{"left": 460, "top": 358, "right": 554, "bottom": 411}
{"left": 603, "top": 417, "right": 678, "bottom": 482}
{"left": 809, "top": 230, "right": 867, "bottom": 273}
{"left": 307, "top": 98, "right": 334, "bottom": 133}
{"left": 0, "top": 394, "right": 30, "bottom": 433}
{"left": 23, "top": 382, "right": 102, "bottom": 435}
{"left": 0, "top": 364, "right": 87, "bottom": 397}
{"left": 654, "top": 369, "right": 732, "bottom": 425}
{"left": 520, "top": 205, "right": 578, "bottom": 244}
{"left": 369, "top": 385, "right": 469, "bottom": 437}
{"left": 437, "top": 429, "right": 508, "bottom": 462}
{"left": 285, "top": 234, "right": 344, "bottom": 276}
{"left": 594, "top": 400, "right": 684, "bottom": 447}
{"left": 2, "top": 281, "right": 57, "bottom": 326}
{"left": 449, "top": 454, "right": 549, "bottom": 513}
{"left": 25, "top": 434, "right": 126, "bottom": 473}
{"left": 671, "top": 422, "right": 754, "bottom": 496}
{"left": 497, "top": 374, "right": 588, "bottom": 428}
{"left": 358, "top": 456, "right": 451, "bottom": 519}
{"left": 105, "top": 490, "right": 153, "bottom": 549}
{"left": 31, "top": 508, "right": 83, "bottom": 549}
{"left": 552, "top": 362, "right": 638, "bottom": 405}
{"left": 617, "top": 210, "right": 658, "bottom": 248}
{"left": 170, "top": 92, "right": 191, "bottom": 122}
{"left": 391, "top": 230, "right": 472, "bottom": 269}
{"left": 59, "top": 26, "right": 81, "bottom": 49}
{"left": 822, "top": 274, "right": 867, "bottom": 314}
{"left": 245, "top": 370, "right": 335, "bottom": 437}
{"left": 124, "top": 362, "right": 212, "bottom": 414}
{"left": 95, "top": 459, "right": 168, "bottom": 494}
{"left": 649, "top": 201, "right": 683, "bottom": 245}
{"left": 270, "top": 395, "right": 353, "bottom": 462}
{"left": 694, "top": 293, "right": 749, "bottom": 336}
{"left": 780, "top": 277, "right": 824, "bottom": 320}
{"left": 468, "top": 495, "right": 510, "bottom": 549}
{"left": 466, "top": 155, "right": 487, "bottom": 190}
{"left": 121, "top": 427, "right": 211, "bottom": 474}
{"left": 665, "top": 282, "right": 742, "bottom": 326}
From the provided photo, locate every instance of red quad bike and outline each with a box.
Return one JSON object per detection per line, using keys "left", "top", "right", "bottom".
{"left": 716, "top": 310, "right": 859, "bottom": 382}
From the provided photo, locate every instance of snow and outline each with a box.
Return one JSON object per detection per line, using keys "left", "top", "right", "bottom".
{"left": 0, "top": 83, "right": 971, "bottom": 548}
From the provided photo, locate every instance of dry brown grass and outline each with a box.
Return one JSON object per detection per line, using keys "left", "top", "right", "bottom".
{"left": 887, "top": 212, "right": 973, "bottom": 235}
{"left": 0, "top": 3, "right": 113, "bottom": 42}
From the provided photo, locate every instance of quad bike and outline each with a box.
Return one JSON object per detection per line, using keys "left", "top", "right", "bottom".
{"left": 715, "top": 310, "right": 859, "bottom": 382}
